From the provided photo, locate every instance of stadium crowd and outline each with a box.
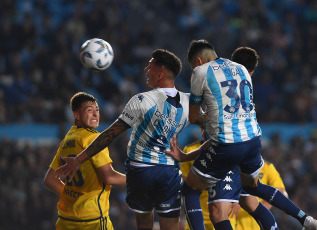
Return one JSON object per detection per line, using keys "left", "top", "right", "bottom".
{"left": 0, "top": 0, "right": 317, "bottom": 229}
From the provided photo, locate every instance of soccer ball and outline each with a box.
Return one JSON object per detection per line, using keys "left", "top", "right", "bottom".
{"left": 80, "top": 38, "right": 114, "bottom": 72}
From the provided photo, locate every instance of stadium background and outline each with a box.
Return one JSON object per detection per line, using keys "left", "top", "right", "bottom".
{"left": 0, "top": 0, "right": 317, "bottom": 229}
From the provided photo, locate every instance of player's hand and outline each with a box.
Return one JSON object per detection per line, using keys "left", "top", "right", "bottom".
{"left": 229, "top": 203, "right": 241, "bottom": 218}
{"left": 55, "top": 156, "right": 81, "bottom": 182}
{"left": 164, "top": 136, "right": 185, "bottom": 161}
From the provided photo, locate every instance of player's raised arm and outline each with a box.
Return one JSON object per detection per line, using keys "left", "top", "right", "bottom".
{"left": 55, "top": 119, "right": 129, "bottom": 181}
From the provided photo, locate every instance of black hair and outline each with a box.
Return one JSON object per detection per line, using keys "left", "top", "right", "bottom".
{"left": 187, "top": 39, "right": 215, "bottom": 63}
{"left": 70, "top": 92, "right": 97, "bottom": 112}
{"left": 231, "top": 47, "right": 259, "bottom": 73}
{"left": 152, "top": 49, "right": 182, "bottom": 77}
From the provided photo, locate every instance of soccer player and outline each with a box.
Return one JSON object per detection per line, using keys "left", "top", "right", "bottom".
{"left": 55, "top": 49, "right": 205, "bottom": 230}
{"left": 235, "top": 159, "right": 288, "bottom": 230}
{"left": 43, "top": 92, "right": 126, "bottom": 230}
{"left": 181, "top": 129, "right": 277, "bottom": 230}
{"left": 165, "top": 40, "right": 317, "bottom": 230}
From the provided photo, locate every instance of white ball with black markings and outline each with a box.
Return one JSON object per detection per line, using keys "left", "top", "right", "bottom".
{"left": 80, "top": 38, "right": 114, "bottom": 72}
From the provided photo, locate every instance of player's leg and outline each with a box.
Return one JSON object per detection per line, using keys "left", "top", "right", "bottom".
{"left": 207, "top": 167, "right": 243, "bottom": 230}
{"left": 134, "top": 212, "right": 154, "bottom": 230}
{"left": 209, "top": 202, "right": 233, "bottom": 230}
{"left": 182, "top": 172, "right": 210, "bottom": 230}
{"left": 239, "top": 136, "right": 317, "bottom": 229}
{"left": 125, "top": 162, "right": 157, "bottom": 229}
{"left": 239, "top": 194, "right": 278, "bottom": 230}
{"left": 158, "top": 216, "right": 179, "bottom": 230}
{"left": 184, "top": 142, "right": 242, "bottom": 230}
{"left": 153, "top": 164, "right": 183, "bottom": 230}
{"left": 242, "top": 177, "right": 317, "bottom": 230}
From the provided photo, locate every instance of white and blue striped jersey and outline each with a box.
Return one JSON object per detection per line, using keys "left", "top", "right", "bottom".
{"left": 119, "top": 88, "right": 190, "bottom": 165}
{"left": 190, "top": 58, "right": 261, "bottom": 143}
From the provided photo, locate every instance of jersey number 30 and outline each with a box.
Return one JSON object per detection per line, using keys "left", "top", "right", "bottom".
{"left": 220, "top": 79, "right": 253, "bottom": 113}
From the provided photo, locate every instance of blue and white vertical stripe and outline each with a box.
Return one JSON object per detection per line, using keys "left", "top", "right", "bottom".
{"left": 190, "top": 58, "right": 261, "bottom": 143}
{"left": 119, "top": 89, "right": 189, "bottom": 165}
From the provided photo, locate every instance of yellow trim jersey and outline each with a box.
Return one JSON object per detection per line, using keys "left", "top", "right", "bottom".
{"left": 236, "top": 161, "right": 286, "bottom": 230}
{"left": 50, "top": 126, "right": 113, "bottom": 221}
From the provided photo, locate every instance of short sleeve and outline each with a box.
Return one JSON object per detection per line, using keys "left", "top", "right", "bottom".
{"left": 90, "top": 147, "right": 112, "bottom": 168}
{"left": 49, "top": 141, "right": 64, "bottom": 170}
{"left": 190, "top": 67, "right": 206, "bottom": 105}
{"left": 118, "top": 94, "right": 142, "bottom": 127}
{"left": 266, "top": 163, "right": 285, "bottom": 189}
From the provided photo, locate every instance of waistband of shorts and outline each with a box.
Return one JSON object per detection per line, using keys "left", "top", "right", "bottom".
{"left": 210, "top": 135, "right": 261, "bottom": 146}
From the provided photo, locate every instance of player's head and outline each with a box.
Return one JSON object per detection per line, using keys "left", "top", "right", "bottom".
{"left": 70, "top": 92, "right": 99, "bottom": 129}
{"left": 145, "top": 49, "right": 182, "bottom": 88}
{"left": 231, "top": 47, "right": 259, "bottom": 75}
{"left": 187, "top": 39, "right": 218, "bottom": 69}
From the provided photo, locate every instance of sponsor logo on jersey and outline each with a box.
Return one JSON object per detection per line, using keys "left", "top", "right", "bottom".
{"left": 224, "top": 112, "right": 255, "bottom": 120}
{"left": 63, "top": 188, "right": 83, "bottom": 198}
{"left": 122, "top": 111, "right": 134, "bottom": 120}
{"left": 153, "top": 110, "right": 183, "bottom": 128}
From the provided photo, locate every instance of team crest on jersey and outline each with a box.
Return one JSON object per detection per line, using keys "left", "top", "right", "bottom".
{"left": 148, "top": 135, "right": 167, "bottom": 151}
{"left": 138, "top": 95, "right": 144, "bottom": 102}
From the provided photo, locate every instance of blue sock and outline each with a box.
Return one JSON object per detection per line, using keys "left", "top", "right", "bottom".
{"left": 244, "top": 182, "right": 306, "bottom": 225}
{"left": 250, "top": 202, "right": 278, "bottom": 230}
{"left": 181, "top": 182, "right": 205, "bottom": 230}
{"left": 213, "top": 220, "right": 233, "bottom": 230}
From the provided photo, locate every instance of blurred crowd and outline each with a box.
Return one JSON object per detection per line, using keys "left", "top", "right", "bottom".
{"left": 0, "top": 0, "right": 317, "bottom": 229}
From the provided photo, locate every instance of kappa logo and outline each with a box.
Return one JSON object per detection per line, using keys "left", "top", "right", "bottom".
{"left": 270, "top": 223, "right": 278, "bottom": 230}
{"left": 206, "top": 153, "right": 212, "bottom": 160}
{"left": 200, "top": 159, "right": 207, "bottom": 168}
{"left": 223, "top": 176, "right": 233, "bottom": 182}
{"left": 223, "top": 184, "right": 232, "bottom": 191}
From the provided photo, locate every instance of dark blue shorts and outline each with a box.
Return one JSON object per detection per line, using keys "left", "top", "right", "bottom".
{"left": 192, "top": 136, "right": 263, "bottom": 184}
{"left": 208, "top": 166, "right": 242, "bottom": 203}
{"left": 125, "top": 160, "right": 182, "bottom": 218}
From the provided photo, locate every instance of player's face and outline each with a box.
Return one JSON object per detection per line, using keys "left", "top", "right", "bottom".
{"left": 145, "top": 58, "right": 162, "bottom": 88}
{"left": 74, "top": 101, "right": 99, "bottom": 129}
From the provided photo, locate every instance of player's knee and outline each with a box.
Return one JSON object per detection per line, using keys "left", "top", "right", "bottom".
{"left": 243, "top": 180, "right": 262, "bottom": 195}
{"left": 209, "top": 203, "right": 229, "bottom": 223}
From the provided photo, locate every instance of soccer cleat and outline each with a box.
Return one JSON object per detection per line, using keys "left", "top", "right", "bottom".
{"left": 302, "top": 216, "right": 317, "bottom": 230}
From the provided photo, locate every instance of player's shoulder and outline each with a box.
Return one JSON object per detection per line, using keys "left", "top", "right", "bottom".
{"left": 133, "top": 89, "right": 163, "bottom": 101}
{"left": 83, "top": 127, "right": 99, "bottom": 134}
{"left": 263, "top": 160, "right": 278, "bottom": 171}
{"left": 263, "top": 159, "right": 274, "bottom": 167}
{"left": 77, "top": 127, "right": 99, "bottom": 140}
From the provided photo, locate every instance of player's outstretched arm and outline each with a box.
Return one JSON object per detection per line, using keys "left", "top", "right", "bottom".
{"left": 165, "top": 136, "right": 211, "bottom": 162}
{"left": 96, "top": 164, "right": 126, "bottom": 186}
{"left": 55, "top": 119, "right": 130, "bottom": 182}
{"left": 44, "top": 168, "right": 64, "bottom": 195}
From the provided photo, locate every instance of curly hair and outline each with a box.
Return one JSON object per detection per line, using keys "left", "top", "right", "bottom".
{"left": 152, "top": 49, "right": 182, "bottom": 77}
{"left": 231, "top": 47, "right": 259, "bottom": 73}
